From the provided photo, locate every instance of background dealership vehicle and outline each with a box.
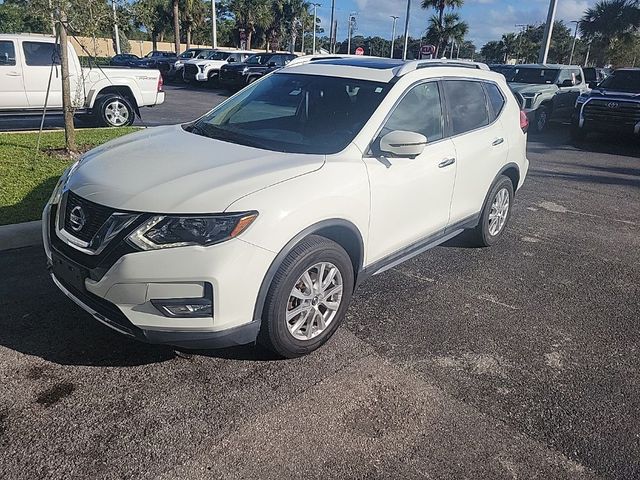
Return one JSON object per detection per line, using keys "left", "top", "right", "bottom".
{"left": 508, "top": 64, "right": 588, "bottom": 133}
{"left": 219, "top": 52, "right": 297, "bottom": 89}
{"left": 172, "top": 48, "right": 208, "bottom": 79}
{"left": 43, "top": 57, "right": 528, "bottom": 358}
{"left": 136, "top": 50, "right": 179, "bottom": 80}
{"left": 571, "top": 68, "right": 640, "bottom": 141}
{"left": 489, "top": 64, "right": 515, "bottom": 81}
{"left": 110, "top": 53, "right": 140, "bottom": 68}
{"left": 582, "top": 66, "right": 607, "bottom": 88}
{"left": 182, "top": 49, "right": 252, "bottom": 84}
{"left": 0, "top": 34, "right": 165, "bottom": 127}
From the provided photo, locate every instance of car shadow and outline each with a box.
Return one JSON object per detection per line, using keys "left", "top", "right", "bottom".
{"left": 0, "top": 176, "right": 58, "bottom": 226}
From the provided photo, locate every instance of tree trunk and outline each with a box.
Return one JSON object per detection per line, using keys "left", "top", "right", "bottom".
{"left": 438, "top": 2, "right": 445, "bottom": 56}
{"left": 186, "top": 27, "right": 191, "bottom": 50}
{"left": 57, "top": 9, "right": 76, "bottom": 153}
{"left": 152, "top": 32, "right": 158, "bottom": 51}
{"left": 246, "top": 30, "right": 252, "bottom": 50}
{"left": 173, "top": 0, "right": 180, "bottom": 54}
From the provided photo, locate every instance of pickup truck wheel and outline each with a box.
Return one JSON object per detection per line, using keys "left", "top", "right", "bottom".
{"left": 258, "top": 235, "right": 354, "bottom": 358}
{"left": 95, "top": 94, "right": 134, "bottom": 127}
{"left": 533, "top": 106, "right": 549, "bottom": 133}
{"left": 470, "top": 176, "right": 514, "bottom": 247}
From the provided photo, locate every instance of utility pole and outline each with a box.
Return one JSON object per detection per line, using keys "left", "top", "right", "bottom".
{"left": 329, "top": 0, "right": 336, "bottom": 53}
{"left": 569, "top": 20, "right": 579, "bottom": 65}
{"left": 538, "top": 0, "right": 557, "bottom": 64}
{"left": 390, "top": 15, "right": 398, "bottom": 58}
{"left": 112, "top": 0, "right": 121, "bottom": 55}
{"left": 584, "top": 41, "right": 591, "bottom": 66}
{"left": 515, "top": 24, "right": 527, "bottom": 64}
{"left": 347, "top": 13, "right": 356, "bottom": 55}
{"left": 312, "top": 3, "right": 320, "bottom": 54}
{"left": 211, "top": 0, "right": 217, "bottom": 48}
{"left": 402, "top": 0, "right": 411, "bottom": 60}
{"left": 56, "top": 8, "right": 76, "bottom": 153}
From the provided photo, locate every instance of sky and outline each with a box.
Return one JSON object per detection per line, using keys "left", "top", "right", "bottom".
{"left": 314, "top": 0, "right": 597, "bottom": 48}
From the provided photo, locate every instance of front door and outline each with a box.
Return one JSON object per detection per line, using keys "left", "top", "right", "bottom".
{"left": 0, "top": 39, "right": 28, "bottom": 109}
{"left": 363, "top": 81, "right": 457, "bottom": 264}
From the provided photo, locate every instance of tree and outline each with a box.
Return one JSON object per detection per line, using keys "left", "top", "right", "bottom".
{"left": 421, "top": 0, "right": 464, "bottom": 54}
{"left": 425, "top": 12, "right": 467, "bottom": 57}
{"left": 172, "top": 0, "right": 180, "bottom": 53}
{"left": 230, "top": 0, "right": 272, "bottom": 48}
{"left": 133, "top": 0, "right": 172, "bottom": 50}
{"left": 0, "top": 0, "right": 51, "bottom": 33}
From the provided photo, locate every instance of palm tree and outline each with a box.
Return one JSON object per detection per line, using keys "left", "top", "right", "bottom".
{"left": 421, "top": 0, "right": 464, "bottom": 54}
{"left": 426, "top": 12, "right": 468, "bottom": 57}
{"left": 501, "top": 32, "right": 518, "bottom": 62}
{"left": 172, "top": 0, "right": 180, "bottom": 53}
{"left": 580, "top": 0, "right": 640, "bottom": 51}
{"left": 230, "top": 0, "right": 272, "bottom": 49}
{"left": 182, "top": 0, "right": 205, "bottom": 49}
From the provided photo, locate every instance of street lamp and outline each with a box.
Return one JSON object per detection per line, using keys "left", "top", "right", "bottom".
{"left": 569, "top": 20, "right": 580, "bottom": 65}
{"left": 211, "top": 0, "right": 218, "bottom": 49}
{"left": 538, "top": 0, "right": 558, "bottom": 64}
{"left": 402, "top": 0, "right": 411, "bottom": 60}
{"left": 312, "top": 3, "right": 321, "bottom": 54}
{"left": 390, "top": 16, "right": 399, "bottom": 58}
{"left": 347, "top": 13, "right": 356, "bottom": 54}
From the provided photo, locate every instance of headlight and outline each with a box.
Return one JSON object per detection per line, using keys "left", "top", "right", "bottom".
{"left": 127, "top": 212, "right": 258, "bottom": 250}
{"left": 575, "top": 94, "right": 589, "bottom": 106}
{"left": 242, "top": 67, "right": 250, "bottom": 74}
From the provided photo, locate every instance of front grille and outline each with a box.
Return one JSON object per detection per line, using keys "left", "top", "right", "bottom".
{"left": 184, "top": 63, "right": 198, "bottom": 79}
{"left": 583, "top": 100, "right": 640, "bottom": 127}
{"left": 63, "top": 191, "right": 115, "bottom": 243}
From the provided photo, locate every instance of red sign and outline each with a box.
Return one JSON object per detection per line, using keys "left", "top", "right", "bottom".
{"left": 355, "top": 47, "right": 365, "bottom": 55}
{"left": 420, "top": 45, "right": 436, "bottom": 55}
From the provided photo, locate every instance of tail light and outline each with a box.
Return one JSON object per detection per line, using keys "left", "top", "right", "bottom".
{"left": 157, "top": 74, "right": 164, "bottom": 92}
{"left": 519, "top": 110, "right": 528, "bottom": 133}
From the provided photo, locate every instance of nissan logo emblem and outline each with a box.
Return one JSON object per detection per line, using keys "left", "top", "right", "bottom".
{"left": 69, "top": 206, "right": 86, "bottom": 232}
{"left": 606, "top": 102, "right": 619, "bottom": 109}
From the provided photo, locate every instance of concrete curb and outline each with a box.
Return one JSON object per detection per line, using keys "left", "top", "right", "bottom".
{"left": 0, "top": 220, "right": 43, "bottom": 251}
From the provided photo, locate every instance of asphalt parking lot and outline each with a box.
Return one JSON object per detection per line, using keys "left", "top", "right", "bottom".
{"left": 1, "top": 86, "right": 639, "bottom": 479}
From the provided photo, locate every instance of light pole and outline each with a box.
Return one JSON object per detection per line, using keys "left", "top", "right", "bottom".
{"left": 312, "top": 3, "right": 321, "bottom": 54}
{"left": 112, "top": 0, "right": 121, "bottom": 54}
{"left": 569, "top": 20, "right": 579, "bottom": 65}
{"left": 347, "top": 13, "right": 356, "bottom": 54}
{"left": 538, "top": 0, "right": 558, "bottom": 64}
{"left": 211, "top": 0, "right": 217, "bottom": 49}
{"left": 329, "top": 0, "right": 336, "bottom": 53}
{"left": 515, "top": 23, "right": 527, "bottom": 64}
{"left": 402, "top": 0, "right": 411, "bottom": 60}
{"left": 390, "top": 15, "right": 399, "bottom": 58}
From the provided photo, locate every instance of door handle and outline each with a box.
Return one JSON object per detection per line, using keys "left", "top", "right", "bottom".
{"left": 492, "top": 137, "right": 504, "bottom": 146}
{"left": 438, "top": 157, "right": 456, "bottom": 168}
{"left": 6, "top": 72, "right": 21, "bottom": 77}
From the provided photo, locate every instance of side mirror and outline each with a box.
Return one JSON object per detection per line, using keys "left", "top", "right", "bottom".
{"left": 379, "top": 130, "right": 427, "bottom": 158}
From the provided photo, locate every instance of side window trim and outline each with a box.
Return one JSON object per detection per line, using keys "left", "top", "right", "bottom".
{"left": 482, "top": 81, "right": 505, "bottom": 121}
{"left": 366, "top": 78, "right": 447, "bottom": 156}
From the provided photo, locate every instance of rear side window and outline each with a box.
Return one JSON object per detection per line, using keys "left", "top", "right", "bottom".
{"left": 23, "top": 41, "right": 60, "bottom": 66}
{"left": 484, "top": 83, "right": 505, "bottom": 121}
{"left": 0, "top": 41, "right": 16, "bottom": 66}
{"left": 443, "top": 80, "right": 489, "bottom": 135}
{"left": 382, "top": 81, "right": 444, "bottom": 143}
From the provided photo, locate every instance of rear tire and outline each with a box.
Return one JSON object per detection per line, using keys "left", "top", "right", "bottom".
{"left": 470, "top": 176, "right": 514, "bottom": 247}
{"left": 94, "top": 94, "right": 135, "bottom": 127}
{"left": 258, "top": 235, "right": 354, "bottom": 358}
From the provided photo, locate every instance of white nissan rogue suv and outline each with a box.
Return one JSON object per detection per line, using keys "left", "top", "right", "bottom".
{"left": 43, "top": 57, "right": 529, "bottom": 358}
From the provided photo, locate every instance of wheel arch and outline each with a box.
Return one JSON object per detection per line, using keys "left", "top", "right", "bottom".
{"left": 252, "top": 219, "right": 364, "bottom": 323}
{"left": 499, "top": 163, "right": 520, "bottom": 193}
{"left": 92, "top": 85, "right": 141, "bottom": 118}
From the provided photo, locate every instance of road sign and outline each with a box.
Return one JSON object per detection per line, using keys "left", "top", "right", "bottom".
{"left": 420, "top": 45, "right": 435, "bottom": 55}
{"left": 355, "top": 47, "right": 365, "bottom": 55}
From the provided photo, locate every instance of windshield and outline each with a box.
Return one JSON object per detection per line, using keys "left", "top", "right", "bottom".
{"left": 196, "top": 50, "right": 212, "bottom": 59}
{"left": 597, "top": 70, "right": 640, "bottom": 93}
{"left": 245, "top": 54, "right": 272, "bottom": 65}
{"left": 510, "top": 68, "right": 559, "bottom": 84}
{"left": 188, "top": 73, "right": 391, "bottom": 154}
{"left": 206, "top": 51, "right": 231, "bottom": 60}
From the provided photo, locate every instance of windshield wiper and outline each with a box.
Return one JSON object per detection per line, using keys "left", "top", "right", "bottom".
{"left": 187, "top": 122, "right": 272, "bottom": 150}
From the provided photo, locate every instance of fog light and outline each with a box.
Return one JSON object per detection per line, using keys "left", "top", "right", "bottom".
{"left": 151, "top": 284, "right": 213, "bottom": 318}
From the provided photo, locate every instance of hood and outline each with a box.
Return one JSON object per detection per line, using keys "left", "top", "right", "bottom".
{"left": 509, "top": 83, "right": 558, "bottom": 95}
{"left": 188, "top": 59, "right": 227, "bottom": 67}
{"left": 66, "top": 125, "right": 324, "bottom": 213}
{"left": 589, "top": 88, "right": 640, "bottom": 99}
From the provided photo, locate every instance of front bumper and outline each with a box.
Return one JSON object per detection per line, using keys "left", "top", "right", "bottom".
{"left": 195, "top": 71, "right": 213, "bottom": 82}
{"left": 43, "top": 202, "right": 275, "bottom": 349}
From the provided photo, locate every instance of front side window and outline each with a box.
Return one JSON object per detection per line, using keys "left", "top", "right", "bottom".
{"left": 245, "top": 54, "right": 272, "bottom": 66}
{"left": 23, "top": 41, "right": 60, "bottom": 66}
{"left": 484, "top": 83, "right": 505, "bottom": 121}
{"left": 0, "top": 41, "right": 16, "bottom": 66}
{"left": 380, "top": 82, "right": 444, "bottom": 143}
{"left": 571, "top": 68, "right": 582, "bottom": 83}
{"left": 443, "top": 80, "right": 490, "bottom": 135}
{"left": 189, "top": 73, "right": 391, "bottom": 154}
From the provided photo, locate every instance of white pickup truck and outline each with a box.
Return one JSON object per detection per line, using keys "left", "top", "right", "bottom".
{"left": 0, "top": 34, "right": 165, "bottom": 127}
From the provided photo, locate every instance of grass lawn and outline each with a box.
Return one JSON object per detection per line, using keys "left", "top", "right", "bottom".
{"left": 0, "top": 128, "right": 139, "bottom": 226}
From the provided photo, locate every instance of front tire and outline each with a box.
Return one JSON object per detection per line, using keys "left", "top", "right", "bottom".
{"left": 259, "top": 235, "right": 354, "bottom": 358}
{"left": 470, "top": 176, "right": 514, "bottom": 247}
{"left": 94, "top": 94, "right": 135, "bottom": 127}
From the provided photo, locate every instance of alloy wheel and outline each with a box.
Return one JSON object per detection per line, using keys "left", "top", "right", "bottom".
{"left": 488, "top": 187, "right": 510, "bottom": 236}
{"left": 104, "top": 100, "right": 130, "bottom": 126}
{"left": 286, "top": 262, "right": 343, "bottom": 341}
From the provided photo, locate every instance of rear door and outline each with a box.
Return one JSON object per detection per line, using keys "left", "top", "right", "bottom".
{"left": 0, "top": 39, "right": 28, "bottom": 109}
{"left": 444, "top": 79, "right": 509, "bottom": 224}
{"left": 21, "top": 40, "right": 62, "bottom": 108}
{"left": 553, "top": 68, "right": 583, "bottom": 121}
